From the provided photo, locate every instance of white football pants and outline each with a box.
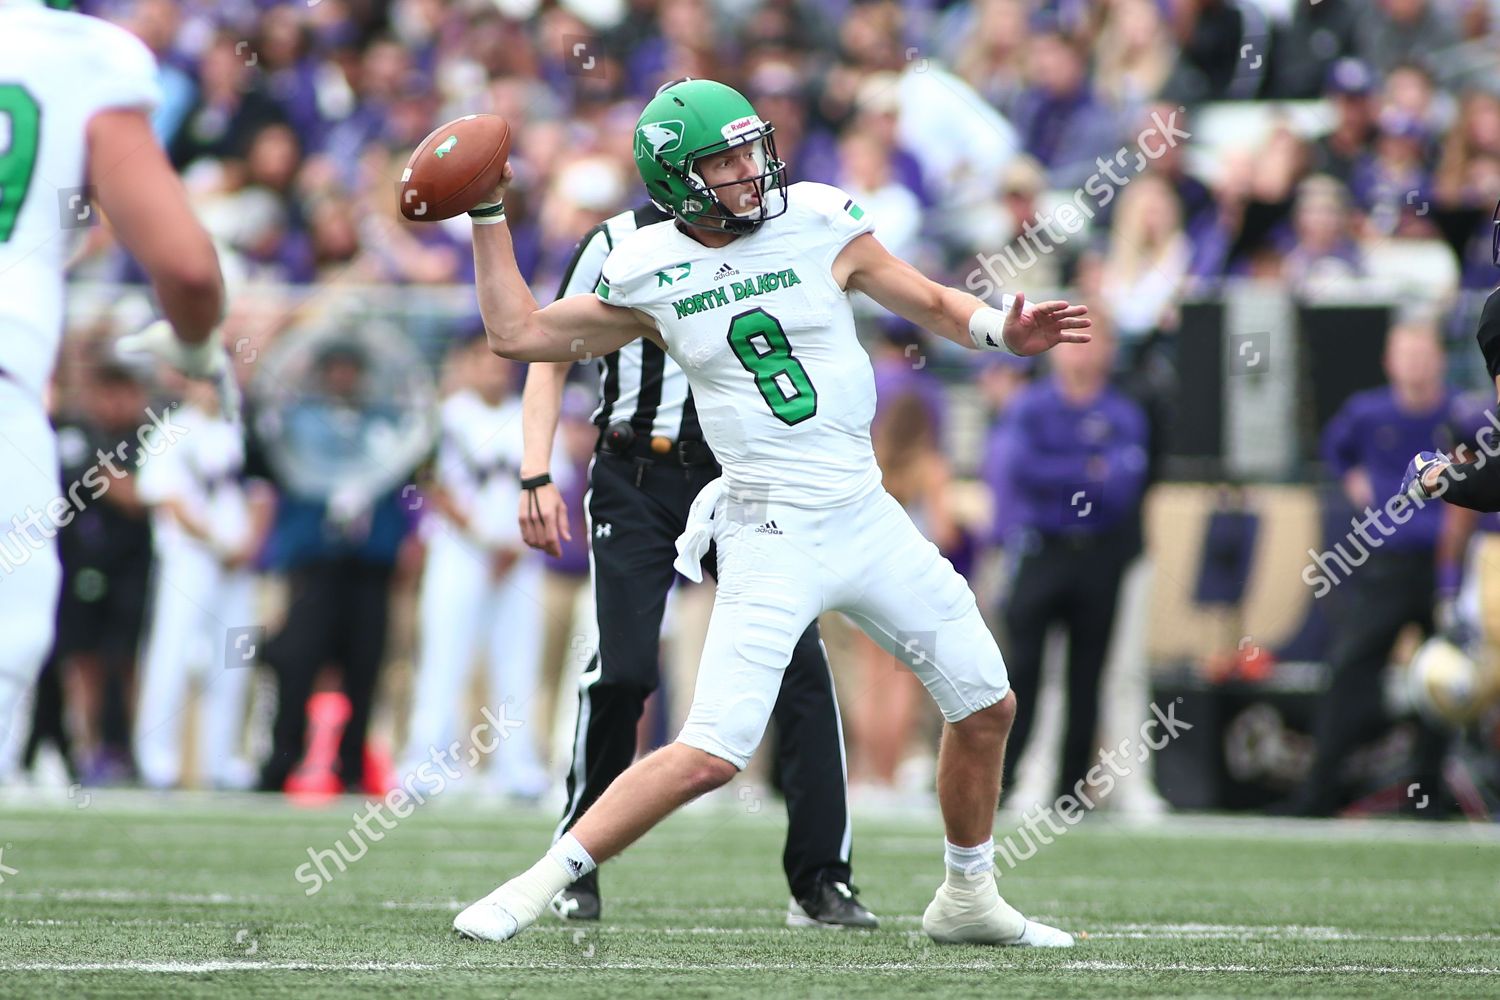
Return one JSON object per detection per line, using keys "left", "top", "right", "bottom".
{"left": 134, "top": 542, "right": 257, "bottom": 788}
{"left": 0, "top": 379, "right": 62, "bottom": 781}
{"left": 404, "top": 528, "right": 547, "bottom": 793}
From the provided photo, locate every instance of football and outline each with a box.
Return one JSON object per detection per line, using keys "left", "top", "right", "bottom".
{"left": 398, "top": 114, "right": 511, "bottom": 221}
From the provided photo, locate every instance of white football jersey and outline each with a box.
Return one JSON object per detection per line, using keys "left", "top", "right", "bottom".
{"left": 433, "top": 389, "right": 526, "bottom": 548}
{"left": 0, "top": 2, "right": 161, "bottom": 399}
{"left": 136, "top": 404, "right": 251, "bottom": 555}
{"left": 597, "top": 182, "right": 880, "bottom": 509}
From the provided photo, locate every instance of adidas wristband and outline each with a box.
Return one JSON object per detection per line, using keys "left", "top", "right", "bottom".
{"left": 969, "top": 295, "right": 1020, "bottom": 355}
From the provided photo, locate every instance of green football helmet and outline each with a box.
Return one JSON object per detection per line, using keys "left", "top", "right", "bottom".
{"left": 632, "top": 78, "right": 788, "bottom": 234}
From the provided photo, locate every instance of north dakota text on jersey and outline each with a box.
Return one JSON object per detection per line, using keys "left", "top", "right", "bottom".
{"left": 672, "top": 268, "right": 803, "bottom": 318}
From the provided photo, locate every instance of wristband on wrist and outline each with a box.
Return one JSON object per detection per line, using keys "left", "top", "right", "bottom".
{"left": 520, "top": 473, "right": 552, "bottom": 490}
{"left": 469, "top": 201, "right": 507, "bottom": 224}
{"left": 968, "top": 295, "right": 1021, "bottom": 355}
{"left": 181, "top": 337, "right": 217, "bottom": 364}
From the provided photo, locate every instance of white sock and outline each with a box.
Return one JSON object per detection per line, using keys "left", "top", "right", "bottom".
{"left": 944, "top": 838, "right": 995, "bottom": 888}
{"left": 546, "top": 832, "right": 597, "bottom": 883}
{"left": 492, "top": 855, "right": 573, "bottom": 926}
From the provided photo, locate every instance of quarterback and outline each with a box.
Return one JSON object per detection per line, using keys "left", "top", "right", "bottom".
{"left": 456, "top": 79, "right": 1089, "bottom": 946}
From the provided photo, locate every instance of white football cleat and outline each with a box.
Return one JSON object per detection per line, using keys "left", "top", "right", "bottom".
{"left": 454, "top": 866, "right": 561, "bottom": 942}
{"left": 922, "top": 871, "right": 1074, "bottom": 947}
{"left": 453, "top": 887, "right": 524, "bottom": 942}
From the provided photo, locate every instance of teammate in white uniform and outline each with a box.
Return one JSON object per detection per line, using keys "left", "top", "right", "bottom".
{"left": 452, "top": 79, "right": 1090, "bottom": 947}
{"left": 0, "top": 0, "right": 227, "bottom": 779}
{"left": 403, "top": 340, "right": 554, "bottom": 797}
{"left": 134, "top": 379, "right": 262, "bottom": 789}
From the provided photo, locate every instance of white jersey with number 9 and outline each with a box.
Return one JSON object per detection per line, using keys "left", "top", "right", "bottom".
{"left": 596, "top": 181, "right": 881, "bottom": 509}
{"left": 0, "top": 2, "right": 161, "bottom": 399}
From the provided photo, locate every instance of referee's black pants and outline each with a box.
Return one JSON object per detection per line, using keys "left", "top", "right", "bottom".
{"left": 556, "top": 450, "right": 853, "bottom": 900}
{"left": 1293, "top": 548, "right": 1448, "bottom": 815}
{"left": 1001, "top": 527, "right": 1134, "bottom": 802}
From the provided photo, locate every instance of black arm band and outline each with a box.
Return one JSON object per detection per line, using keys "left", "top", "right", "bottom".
{"left": 520, "top": 473, "right": 552, "bottom": 490}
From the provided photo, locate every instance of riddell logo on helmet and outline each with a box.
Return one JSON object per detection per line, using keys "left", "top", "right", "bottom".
{"left": 721, "top": 115, "right": 761, "bottom": 139}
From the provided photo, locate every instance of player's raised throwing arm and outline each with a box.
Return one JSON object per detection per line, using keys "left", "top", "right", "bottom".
{"left": 833, "top": 233, "right": 1090, "bottom": 356}
{"left": 471, "top": 169, "right": 657, "bottom": 363}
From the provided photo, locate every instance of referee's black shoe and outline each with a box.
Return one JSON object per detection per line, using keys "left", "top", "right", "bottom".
{"left": 787, "top": 875, "right": 879, "bottom": 929}
{"left": 549, "top": 870, "right": 600, "bottom": 921}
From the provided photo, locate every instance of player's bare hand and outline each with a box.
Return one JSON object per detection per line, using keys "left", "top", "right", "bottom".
{"left": 1002, "top": 293, "right": 1091, "bottom": 356}
{"left": 475, "top": 162, "right": 515, "bottom": 210}
{"left": 518, "top": 480, "right": 570, "bottom": 557}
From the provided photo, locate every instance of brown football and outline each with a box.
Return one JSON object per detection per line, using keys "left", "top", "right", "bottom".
{"left": 398, "top": 114, "right": 511, "bottom": 221}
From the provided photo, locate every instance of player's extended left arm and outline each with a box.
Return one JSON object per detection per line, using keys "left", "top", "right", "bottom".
{"left": 833, "top": 233, "right": 1090, "bottom": 356}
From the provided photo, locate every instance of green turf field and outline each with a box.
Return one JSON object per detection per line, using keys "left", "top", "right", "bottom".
{"left": 1, "top": 789, "right": 1496, "bottom": 998}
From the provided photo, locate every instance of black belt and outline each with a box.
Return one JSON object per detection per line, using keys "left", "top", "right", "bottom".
{"left": 598, "top": 426, "right": 715, "bottom": 467}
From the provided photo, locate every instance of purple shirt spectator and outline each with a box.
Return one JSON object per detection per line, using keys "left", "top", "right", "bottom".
{"left": 992, "top": 378, "right": 1149, "bottom": 539}
{"left": 1322, "top": 386, "right": 1469, "bottom": 551}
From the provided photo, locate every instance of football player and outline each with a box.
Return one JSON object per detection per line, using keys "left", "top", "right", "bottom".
{"left": 455, "top": 79, "right": 1089, "bottom": 946}
{"left": 0, "top": 0, "right": 227, "bottom": 779}
{"left": 402, "top": 338, "right": 551, "bottom": 799}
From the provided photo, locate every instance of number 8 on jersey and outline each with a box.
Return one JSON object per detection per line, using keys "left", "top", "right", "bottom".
{"left": 726, "top": 308, "right": 817, "bottom": 425}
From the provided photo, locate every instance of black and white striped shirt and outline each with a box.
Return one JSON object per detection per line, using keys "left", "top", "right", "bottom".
{"left": 555, "top": 203, "right": 703, "bottom": 443}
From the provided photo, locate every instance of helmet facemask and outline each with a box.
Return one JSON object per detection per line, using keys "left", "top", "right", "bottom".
{"left": 667, "top": 126, "right": 788, "bottom": 235}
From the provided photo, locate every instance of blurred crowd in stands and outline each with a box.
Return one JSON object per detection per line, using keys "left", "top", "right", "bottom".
{"left": 9, "top": 0, "right": 1499, "bottom": 818}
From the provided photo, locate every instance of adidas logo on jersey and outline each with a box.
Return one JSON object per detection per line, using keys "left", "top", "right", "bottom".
{"left": 754, "top": 520, "right": 783, "bottom": 535}
{"left": 713, "top": 262, "right": 739, "bottom": 281}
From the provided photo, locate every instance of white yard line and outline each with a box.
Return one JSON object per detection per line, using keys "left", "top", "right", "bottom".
{"left": 11, "top": 906, "right": 1496, "bottom": 948}
{"left": 0, "top": 961, "right": 440, "bottom": 973}
{"left": 1062, "top": 960, "right": 1500, "bottom": 976}
{"left": 0, "top": 889, "right": 281, "bottom": 905}
{"left": 10, "top": 891, "right": 1498, "bottom": 946}
{"left": 6, "top": 958, "right": 1494, "bottom": 975}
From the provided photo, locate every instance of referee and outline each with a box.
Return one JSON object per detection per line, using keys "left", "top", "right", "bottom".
{"left": 515, "top": 199, "right": 873, "bottom": 928}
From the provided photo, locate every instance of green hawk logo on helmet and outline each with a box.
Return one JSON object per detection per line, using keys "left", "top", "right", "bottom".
{"left": 631, "top": 79, "right": 788, "bottom": 235}
{"left": 636, "top": 121, "right": 684, "bottom": 159}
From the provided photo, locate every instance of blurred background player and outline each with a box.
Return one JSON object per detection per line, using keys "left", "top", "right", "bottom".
{"left": 0, "top": 0, "right": 225, "bottom": 782}
{"left": 516, "top": 179, "right": 872, "bottom": 926}
{"left": 46, "top": 358, "right": 155, "bottom": 784}
{"left": 133, "top": 375, "right": 266, "bottom": 790}
{"left": 401, "top": 336, "right": 550, "bottom": 799}
{"left": 250, "top": 337, "right": 431, "bottom": 795}
{"left": 1282, "top": 323, "right": 1468, "bottom": 816}
{"left": 992, "top": 322, "right": 1151, "bottom": 806}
